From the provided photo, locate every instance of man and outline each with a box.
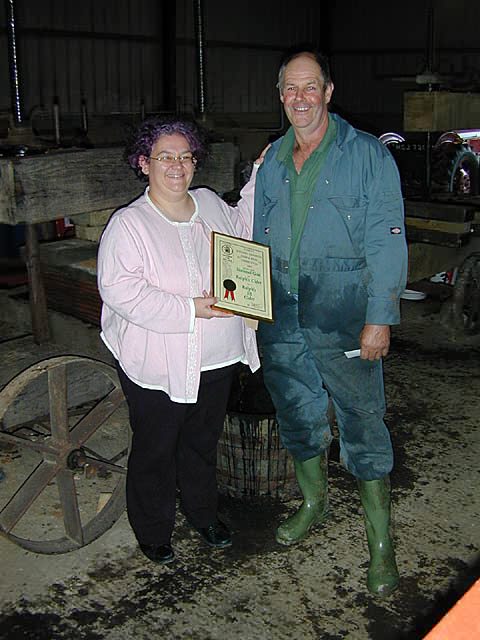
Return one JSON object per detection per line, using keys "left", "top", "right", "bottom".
{"left": 253, "top": 47, "right": 408, "bottom": 597}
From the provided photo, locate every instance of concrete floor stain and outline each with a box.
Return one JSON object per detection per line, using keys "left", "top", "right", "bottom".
{"left": 0, "top": 292, "right": 479, "bottom": 638}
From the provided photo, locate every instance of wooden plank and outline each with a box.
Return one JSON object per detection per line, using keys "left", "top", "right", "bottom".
{"left": 0, "top": 142, "right": 239, "bottom": 225}
{"left": 406, "top": 228, "right": 470, "bottom": 248}
{"left": 405, "top": 217, "right": 471, "bottom": 235}
{"left": 404, "top": 200, "right": 475, "bottom": 223}
{"left": 24, "top": 224, "right": 50, "bottom": 344}
{"left": 430, "top": 193, "right": 480, "bottom": 209}
{"left": 0, "top": 148, "right": 142, "bottom": 225}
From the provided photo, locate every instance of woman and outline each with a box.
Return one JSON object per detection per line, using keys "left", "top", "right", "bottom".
{"left": 97, "top": 116, "right": 266, "bottom": 564}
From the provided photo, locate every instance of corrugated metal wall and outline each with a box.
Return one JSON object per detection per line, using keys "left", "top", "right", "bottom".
{"left": 328, "top": 1, "right": 480, "bottom": 132}
{"left": 1, "top": 0, "right": 478, "bottom": 137}
{"left": 176, "top": 0, "right": 326, "bottom": 116}
{"left": 0, "top": 0, "right": 170, "bottom": 119}
{"left": 176, "top": 0, "right": 480, "bottom": 132}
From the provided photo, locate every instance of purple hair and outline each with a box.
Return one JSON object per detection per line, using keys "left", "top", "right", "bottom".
{"left": 125, "top": 116, "right": 208, "bottom": 180}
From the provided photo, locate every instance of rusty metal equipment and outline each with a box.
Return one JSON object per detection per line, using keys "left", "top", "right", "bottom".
{"left": 403, "top": 196, "right": 480, "bottom": 335}
{"left": 0, "top": 356, "right": 128, "bottom": 554}
{"left": 442, "top": 249, "right": 480, "bottom": 334}
{"left": 380, "top": 125, "right": 480, "bottom": 336}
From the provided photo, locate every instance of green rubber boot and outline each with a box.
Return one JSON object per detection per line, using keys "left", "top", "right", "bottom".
{"left": 276, "top": 453, "right": 328, "bottom": 546}
{"left": 358, "top": 477, "right": 400, "bottom": 597}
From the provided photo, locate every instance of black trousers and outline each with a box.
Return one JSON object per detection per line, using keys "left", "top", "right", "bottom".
{"left": 116, "top": 362, "right": 236, "bottom": 545}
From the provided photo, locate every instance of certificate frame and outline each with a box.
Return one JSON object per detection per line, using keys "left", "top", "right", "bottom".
{"left": 211, "top": 231, "right": 274, "bottom": 323}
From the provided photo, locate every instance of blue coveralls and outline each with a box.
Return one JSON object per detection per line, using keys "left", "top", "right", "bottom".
{"left": 253, "top": 113, "right": 408, "bottom": 481}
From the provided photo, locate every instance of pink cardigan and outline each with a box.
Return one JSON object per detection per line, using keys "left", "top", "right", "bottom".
{"left": 97, "top": 169, "right": 260, "bottom": 403}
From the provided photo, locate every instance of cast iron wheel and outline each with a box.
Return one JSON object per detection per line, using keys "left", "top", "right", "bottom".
{"left": 450, "top": 253, "right": 480, "bottom": 334}
{"left": 0, "top": 356, "right": 129, "bottom": 553}
{"left": 431, "top": 143, "right": 479, "bottom": 195}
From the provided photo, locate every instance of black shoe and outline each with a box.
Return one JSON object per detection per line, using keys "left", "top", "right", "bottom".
{"left": 193, "top": 520, "right": 232, "bottom": 548}
{"left": 139, "top": 543, "right": 175, "bottom": 564}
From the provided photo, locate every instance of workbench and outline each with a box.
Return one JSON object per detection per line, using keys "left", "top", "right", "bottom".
{"left": 405, "top": 196, "right": 480, "bottom": 282}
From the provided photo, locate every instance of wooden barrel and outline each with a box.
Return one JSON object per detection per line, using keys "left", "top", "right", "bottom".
{"left": 217, "top": 411, "right": 298, "bottom": 500}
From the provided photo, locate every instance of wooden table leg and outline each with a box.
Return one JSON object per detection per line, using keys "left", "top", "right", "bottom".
{"left": 24, "top": 223, "right": 50, "bottom": 343}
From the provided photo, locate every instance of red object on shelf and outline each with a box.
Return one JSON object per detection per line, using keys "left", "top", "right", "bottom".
{"left": 55, "top": 218, "right": 75, "bottom": 239}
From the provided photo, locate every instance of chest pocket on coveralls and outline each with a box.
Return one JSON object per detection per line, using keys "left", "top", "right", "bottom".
{"left": 327, "top": 195, "right": 367, "bottom": 257}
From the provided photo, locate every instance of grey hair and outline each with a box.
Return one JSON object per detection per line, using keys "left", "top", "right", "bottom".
{"left": 277, "top": 48, "right": 332, "bottom": 92}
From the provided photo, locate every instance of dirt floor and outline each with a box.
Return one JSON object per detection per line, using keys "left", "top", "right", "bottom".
{"left": 0, "top": 283, "right": 479, "bottom": 640}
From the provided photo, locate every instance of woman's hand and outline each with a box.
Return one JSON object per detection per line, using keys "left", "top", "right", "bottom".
{"left": 194, "top": 291, "right": 233, "bottom": 319}
{"left": 254, "top": 143, "right": 271, "bottom": 167}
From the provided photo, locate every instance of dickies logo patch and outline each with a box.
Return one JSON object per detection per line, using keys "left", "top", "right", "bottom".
{"left": 390, "top": 226, "right": 402, "bottom": 234}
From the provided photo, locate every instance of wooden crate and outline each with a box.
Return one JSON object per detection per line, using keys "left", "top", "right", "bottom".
{"left": 37, "top": 239, "right": 101, "bottom": 325}
{"left": 404, "top": 91, "right": 480, "bottom": 132}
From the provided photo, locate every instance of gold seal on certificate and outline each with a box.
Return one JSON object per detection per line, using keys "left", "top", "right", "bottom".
{"left": 211, "top": 232, "right": 274, "bottom": 323}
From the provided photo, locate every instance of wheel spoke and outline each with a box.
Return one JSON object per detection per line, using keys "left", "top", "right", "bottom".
{"left": 56, "top": 468, "right": 84, "bottom": 545}
{"left": 0, "top": 460, "right": 57, "bottom": 533}
{"left": 48, "top": 365, "right": 69, "bottom": 443}
{"left": 0, "top": 431, "right": 56, "bottom": 457}
{"left": 84, "top": 456, "right": 127, "bottom": 476}
{"left": 70, "top": 387, "right": 125, "bottom": 445}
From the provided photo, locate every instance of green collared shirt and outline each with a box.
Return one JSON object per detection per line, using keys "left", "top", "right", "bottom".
{"left": 277, "top": 116, "right": 337, "bottom": 293}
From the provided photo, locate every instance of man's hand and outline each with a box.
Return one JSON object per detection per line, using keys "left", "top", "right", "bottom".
{"left": 254, "top": 143, "right": 271, "bottom": 166}
{"left": 359, "top": 324, "right": 390, "bottom": 361}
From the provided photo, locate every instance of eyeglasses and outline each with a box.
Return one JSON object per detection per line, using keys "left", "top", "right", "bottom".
{"left": 149, "top": 153, "right": 197, "bottom": 165}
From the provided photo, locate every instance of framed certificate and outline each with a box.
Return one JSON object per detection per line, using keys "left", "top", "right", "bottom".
{"left": 211, "top": 232, "right": 274, "bottom": 323}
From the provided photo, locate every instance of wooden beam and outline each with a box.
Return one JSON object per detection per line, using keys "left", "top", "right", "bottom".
{"left": 405, "top": 200, "right": 476, "bottom": 223}
{"left": 405, "top": 217, "right": 471, "bottom": 235}
{"left": 0, "top": 148, "right": 142, "bottom": 225}
{"left": 24, "top": 224, "right": 50, "bottom": 344}
{"left": 0, "top": 142, "right": 239, "bottom": 225}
